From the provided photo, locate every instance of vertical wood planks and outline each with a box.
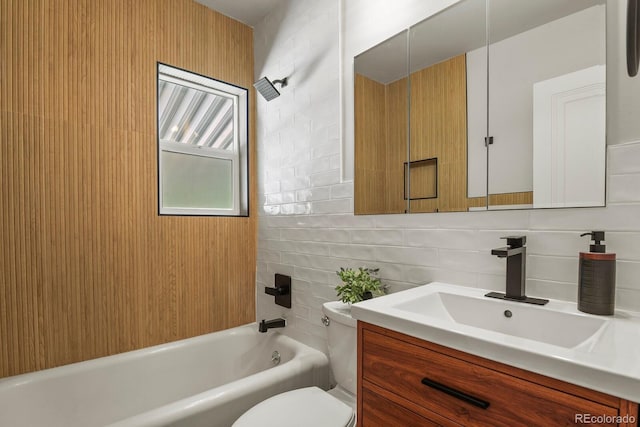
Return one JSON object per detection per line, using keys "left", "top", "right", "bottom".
{"left": 0, "top": 0, "right": 256, "bottom": 378}
{"left": 354, "top": 74, "right": 387, "bottom": 214}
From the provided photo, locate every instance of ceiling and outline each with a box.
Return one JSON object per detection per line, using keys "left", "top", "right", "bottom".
{"left": 355, "top": 0, "right": 605, "bottom": 84}
{"left": 194, "top": 0, "right": 283, "bottom": 27}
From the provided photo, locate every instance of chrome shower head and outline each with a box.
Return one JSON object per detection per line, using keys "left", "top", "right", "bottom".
{"left": 253, "top": 76, "right": 288, "bottom": 101}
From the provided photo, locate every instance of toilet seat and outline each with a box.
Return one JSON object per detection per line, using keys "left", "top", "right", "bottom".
{"left": 232, "top": 386, "right": 355, "bottom": 427}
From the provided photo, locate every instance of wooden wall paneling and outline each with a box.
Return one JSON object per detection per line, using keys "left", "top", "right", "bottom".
{"left": 1, "top": 0, "right": 256, "bottom": 378}
{"left": 354, "top": 74, "right": 387, "bottom": 214}
{"left": 385, "top": 78, "right": 409, "bottom": 214}
{"left": 440, "top": 54, "right": 467, "bottom": 212}
{"left": 467, "top": 191, "right": 534, "bottom": 209}
{"left": 444, "top": 55, "right": 469, "bottom": 212}
{"left": 409, "top": 64, "right": 440, "bottom": 162}
{"left": 226, "top": 221, "right": 252, "bottom": 327}
{"left": 2, "top": 114, "right": 19, "bottom": 373}
{"left": 410, "top": 55, "right": 468, "bottom": 213}
{"left": 408, "top": 63, "right": 437, "bottom": 212}
{"left": 0, "top": 113, "right": 8, "bottom": 376}
{"left": 488, "top": 191, "right": 534, "bottom": 207}
{"left": 0, "top": 1, "right": 8, "bottom": 113}
{"left": 467, "top": 196, "right": 488, "bottom": 209}
{"left": 25, "top": 113, "right": 44, "bottom": 372}
{"left": 407, "top": 160, "right": 437, "bottom": 200}
{"left": 408, "top": 197, "right": 440, "bottom": 213}
{"left": 41, "top": 0, "right": 61, "bottom": 121}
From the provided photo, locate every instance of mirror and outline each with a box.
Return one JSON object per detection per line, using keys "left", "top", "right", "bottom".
{"left": 353, "top": 0, "right": 607, "bottom": 214}
{"left": 485, "top": 0, "right": 606, "bottom": 209}
{"left": 408, "top": 0, "right": 487, "bottom": 213}
{"left": 354, "top": 30, "right": 409, "bottom": 214}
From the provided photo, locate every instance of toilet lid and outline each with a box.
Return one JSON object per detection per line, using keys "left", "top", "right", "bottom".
{"left": 233, "top": 387, "right": 355, "bottom": 427}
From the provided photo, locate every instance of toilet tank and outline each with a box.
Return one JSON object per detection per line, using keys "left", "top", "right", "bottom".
{"left": 322, "top": 301, "right": 357, "bottom": 396}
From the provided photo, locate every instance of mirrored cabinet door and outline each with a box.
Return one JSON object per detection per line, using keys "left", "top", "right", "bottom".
{"left": 354, "top": 0, "right": 489, "bottom": 215}
{"left": 408, "top": 0, "right": 488, "bottom": 213}
{"left": 354, "top": 30, "right": 409, "bottom": 215}
{"left": 486, "top": 0, "right": 607, "bottom": 210}
{"left": 353, "top": 0, "right": 608, "bottom": 215}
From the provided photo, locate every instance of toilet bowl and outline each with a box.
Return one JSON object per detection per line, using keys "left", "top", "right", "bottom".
{"left": 233, "top": 301, "right": 357, "bottom": 427}
{"left": 232, "top": 386, "right": 355, "bottom": 427}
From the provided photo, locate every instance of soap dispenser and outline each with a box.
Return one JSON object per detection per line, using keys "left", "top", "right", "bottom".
{"left": 578, "top": 231, "right": 616, "bottom": 315}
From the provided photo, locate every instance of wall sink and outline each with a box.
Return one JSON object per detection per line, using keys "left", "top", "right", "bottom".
{"left": 393, "top": 290, "right": 607, "bottom": 349}
{"left": 350, "top": 282, "right": 640, "bottom": 403}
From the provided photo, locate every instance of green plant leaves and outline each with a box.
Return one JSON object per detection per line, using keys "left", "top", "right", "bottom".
{"left": 335, "top": 267, "right": 384, "bottom": 304}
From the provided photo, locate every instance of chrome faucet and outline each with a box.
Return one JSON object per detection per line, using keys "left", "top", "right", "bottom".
{"left": 258, "top": 318, "right": 286, "bottom": 333}
{"left": 486, "top": 236, "right": 548, "bottom": 305}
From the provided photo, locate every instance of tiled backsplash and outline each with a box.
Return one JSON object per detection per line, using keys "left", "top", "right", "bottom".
{"left": 254, "top": 0, "right": 640, "bottom": 352}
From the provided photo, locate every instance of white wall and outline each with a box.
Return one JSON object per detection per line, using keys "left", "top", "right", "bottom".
{"left": 467, "top": 5, "right": 606, "bottom": 196}
{"left": 253, "top": 0, "right": 640, "bottom": 353}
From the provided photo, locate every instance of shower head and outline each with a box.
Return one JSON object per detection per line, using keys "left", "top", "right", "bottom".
{"left": 253, "top": 76, "right": 288, "bottom": 101}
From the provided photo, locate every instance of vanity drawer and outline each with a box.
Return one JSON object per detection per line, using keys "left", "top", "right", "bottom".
{"left": 361, "top": 386, "right": 443, "bottom": 427}
{"left": 361, "top": 328, "right": 619, "bottom": 427}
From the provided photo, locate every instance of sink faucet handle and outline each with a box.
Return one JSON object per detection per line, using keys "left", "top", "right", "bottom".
{"left": 501, "top": 236, "right": 526, "bottom": 248}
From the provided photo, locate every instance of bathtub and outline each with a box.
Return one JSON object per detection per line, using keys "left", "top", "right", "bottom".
{"left": 0, "top": 323, "right": 329, "bottom": 427}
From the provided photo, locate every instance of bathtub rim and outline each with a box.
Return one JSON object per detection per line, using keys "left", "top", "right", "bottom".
{"left": 106, "top": 338, "right": 329, "bottom": 427}
{"left": 0, "top": 322, "right": 319, "bottom": 388}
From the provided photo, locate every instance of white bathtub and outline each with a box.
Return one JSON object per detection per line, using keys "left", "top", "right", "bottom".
{"left": 0, "top": 323, "right": 329, "bottom": 427}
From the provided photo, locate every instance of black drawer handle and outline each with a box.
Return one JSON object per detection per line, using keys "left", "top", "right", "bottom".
{"left": 421, "top": 377, "right": 490, "bottom": 409}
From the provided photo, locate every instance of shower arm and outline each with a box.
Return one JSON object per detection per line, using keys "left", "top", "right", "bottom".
{"left": 272, "top": 77, "right": 288, "bottom": 88}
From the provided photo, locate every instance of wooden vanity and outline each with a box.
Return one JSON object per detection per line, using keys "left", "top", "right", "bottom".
{"left": 357, "top": 322, "right": 639, "bottom": 427}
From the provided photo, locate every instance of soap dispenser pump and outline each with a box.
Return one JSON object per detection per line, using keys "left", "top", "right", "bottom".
{"left": 578, "top": 231, "right": 616, "bottom": 315}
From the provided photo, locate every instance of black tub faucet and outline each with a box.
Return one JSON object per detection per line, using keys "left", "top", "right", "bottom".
{"left": 486, "top": 236, "right": 549, "bottom": 306}
{"left": 259, "top": 318, "right": 286, "bottom": 333}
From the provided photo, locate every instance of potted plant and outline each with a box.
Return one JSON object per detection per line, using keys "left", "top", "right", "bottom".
{"left": 335, "top": 267, "right": 385, "bottom": 304}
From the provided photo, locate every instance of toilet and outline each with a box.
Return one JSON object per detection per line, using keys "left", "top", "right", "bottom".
{"left": 233, "top": 301, "right": 357, "bottom": 427}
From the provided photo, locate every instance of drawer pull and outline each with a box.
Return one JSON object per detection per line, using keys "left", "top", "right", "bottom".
{"left": 421, "top": 377, "right": 490, "bottom": 409}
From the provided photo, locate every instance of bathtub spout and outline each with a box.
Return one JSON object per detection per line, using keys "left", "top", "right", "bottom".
{"left": 259, "top": 318, "right": 286, "bottom": 333}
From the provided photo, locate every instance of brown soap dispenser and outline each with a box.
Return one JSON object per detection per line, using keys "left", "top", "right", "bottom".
{"left": 578, "top": 231, "right": 616, "bottom": 315}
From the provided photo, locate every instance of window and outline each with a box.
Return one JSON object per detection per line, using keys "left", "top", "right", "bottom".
{"left": 157, "top": 63, "right": 248, "bottom": 216}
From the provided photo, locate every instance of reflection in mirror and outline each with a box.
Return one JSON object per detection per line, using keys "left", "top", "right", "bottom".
{"left": 354, "top": 30, "right": 409, "bottom": 214}
{"left": 354, "top": 0, "right": 489, "bottom": 214}
{"left": 482, "top": 0, "right": 607, "bottom": 209}
{"left": 409, "top": 0, "right": 487, "bottom": 213}
{"left": 354, "top": 0, "right": 607, "bottom": 215}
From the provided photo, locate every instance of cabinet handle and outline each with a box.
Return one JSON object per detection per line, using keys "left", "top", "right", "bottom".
{"left": 421, "top": 377, "right": 490, "bottom": 409}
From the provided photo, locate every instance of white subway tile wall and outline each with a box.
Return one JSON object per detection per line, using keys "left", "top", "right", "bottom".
{"left": 253, "top": 0, "right": 640, "bottom": 352}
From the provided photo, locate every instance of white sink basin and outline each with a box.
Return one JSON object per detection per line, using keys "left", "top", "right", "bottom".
{"left": 393, "top": 291, "right": 607, "bottom": 348}
{"left": 349, "top": 282, "right": 640, "bottom": 403}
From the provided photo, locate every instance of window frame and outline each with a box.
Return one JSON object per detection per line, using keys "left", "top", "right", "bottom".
{"left": 157, "top": 63, "right": 249, "bottom": 217}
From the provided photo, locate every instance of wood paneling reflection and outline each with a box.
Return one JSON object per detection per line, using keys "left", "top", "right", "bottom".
{"left": 489, "top": 191, "right": 533, "bottom": 207}
{"left": 355, "top": 74, "right": 409, "bottom": 214}
{"left": 385, "top": 78, "right": 409, "bottom": 214}
{"left": 406, "top": 159, "right": 437, "bottom": 201}
{"left": 0, "top": 0, "right": 256, "bottom": 378}
{"left": 410, "top": 54, "right": 468, "bottom": 213}
{"left": 468, "top": 191, "right": 534, "bottom": 208}
{"left": 355, "top": 74, "right": 387, "bottom": 214}
{"left": 355, "top": 55, "right": 473, "bottom": 214}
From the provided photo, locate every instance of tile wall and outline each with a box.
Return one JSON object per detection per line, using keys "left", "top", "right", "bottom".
{"left": 253, "top": 0, "right": 640, "bottom": 352}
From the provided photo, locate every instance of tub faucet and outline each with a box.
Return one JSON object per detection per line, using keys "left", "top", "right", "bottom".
{"left": 486, "top": 236, "right": 549, "bottom": 306}
{"left": 259, "top": 318, "right": 286, "bottom": 333}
